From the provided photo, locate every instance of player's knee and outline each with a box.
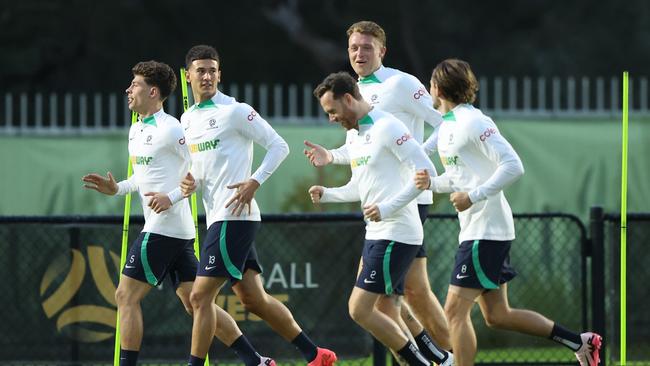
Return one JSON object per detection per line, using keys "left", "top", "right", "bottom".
{"left": 483, "top": 309, "right": 507, "bottom": 329}
{"left": 444, "top": 300, "right": 465, "bottom": 325}
{"left": 189, "top": 290, "right": 210, "bottom": 310}
{"left": 115, "top": 286, "right": 134, "bottom": 307}
{"left": 348, "top": 302, "right": 369, "bottom": 325}
{"left": 175, "top": 292, "right": 193, "bottom": 316}
{"left": 348, "top": 306, "right": 363, "bottom": 324}
{"left": 183, "top": 305, "right": 193, "bottom": 316}
{"left": 238, "top": 291, "right": 266, "bottom": 313}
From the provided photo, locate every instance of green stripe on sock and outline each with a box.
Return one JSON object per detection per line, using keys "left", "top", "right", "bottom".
{"left": 220, "top": 222, "right": 243, "bottom": 280}
{"left": 383, "top": 241, "right": 395, "bottom": 295}
{"left": 472, "top": 240, "right": 499, "bottom": 289}
{"left": 140, "top": 233, "right": 158, "bottom": 286}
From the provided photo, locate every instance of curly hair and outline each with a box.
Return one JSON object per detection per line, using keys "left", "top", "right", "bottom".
{"left": 131, "top": 61, "right": 177, "bottom": 101}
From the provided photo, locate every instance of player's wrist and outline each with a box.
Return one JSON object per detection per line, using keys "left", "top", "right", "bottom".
{"left": 326, "top": 150, "right": 333, "bottom": 164}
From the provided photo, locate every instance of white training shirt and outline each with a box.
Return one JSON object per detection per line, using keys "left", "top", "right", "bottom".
{"left": 181, "top": 92, "right": 289, "bottom": 228}
{"left": 329, "top": 65, "right": 442, "bottom": 205}
{"left": 116, "top": 109, "right": 195, "bottom": 240}
{"left": 430, "top": 104, "right": 524, "bottom": 243}
{"left": 320, "top": 109, "right": 436, "bottom": 245}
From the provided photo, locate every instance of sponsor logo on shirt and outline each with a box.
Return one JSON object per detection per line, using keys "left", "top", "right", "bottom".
{"left": 350, "top": 155, "right": 371, "bottom": 168}
{"left": 479, "top": 127, "right": 498, "bottom": 141}
{"left": 440, "top": 155, "right": 459, "bottom": 166}
{"left": 145, "top": 135, "right": 153, "bottom": 145}
{"left": 130, "top": 156, "right": 154, "bottom": 165}
{"left": 395, "top": 132, "right": 412, "bottom": 145}
{"left": 370, "top": 94, "right": 379, "bottom": 104}
{"left": 178, "top": 137, "right": 185, "bottom": 145}
{"left": 246, "top": 110, "right": 257, "bottom": 122}
{"left": 413, "top": 88, "right": 427, "bottom": 100}
{"left": 208, "top": 119, "right": 218, "bottom": 129}
{"left": 189, "top": 139, "right": 220, "bottom": 153}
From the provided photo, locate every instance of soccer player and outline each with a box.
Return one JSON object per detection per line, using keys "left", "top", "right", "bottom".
{"left": 176, "top": 45, "right": 337, "bottom": 366}
{"left": 82, "top": 61, "right": 273, "bottom": 366}
{"left": 308, "top": 71, "right": 452, "bottom": 366}
{"left": 415, "top": 58, "right": 602, "bottom": 366}
{"left": 303, "top": 21, "right": 451, "bottom": 358}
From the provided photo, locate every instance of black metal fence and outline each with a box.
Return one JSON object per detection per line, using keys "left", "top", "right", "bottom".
{"left": 0, "top": 208, "right": 634, "bottom": 366}
{"left": 591, "top": 207, "right": 650, "bottom": 366}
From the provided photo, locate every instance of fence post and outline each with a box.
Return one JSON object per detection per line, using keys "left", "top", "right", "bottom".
{"left": 589, "top": 206, "right": 606, "bottom": 366}
{"left": 69, "top": 226, "right": 81, "bottom": 366}
{"left": 373, "top": 338, "right": 386, "bottom": 366}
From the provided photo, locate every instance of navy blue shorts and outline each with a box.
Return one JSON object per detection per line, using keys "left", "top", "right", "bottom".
{"left": 122, "top": 232, "right": 197, "bottom": 288}
{"left": 356, "top": 240, "right": 421, "bottom": 295}
{"left": 196, "top": 220, "right": 263, "bottom": 281}
{"left": 450, "top": 240, "right": 517, "bottom": 290}
{"left": 416, "top": 204, "right": 430, "bottom": 258}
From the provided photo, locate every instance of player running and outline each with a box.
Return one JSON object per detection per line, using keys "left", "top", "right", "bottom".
{"left": 415, "top": 58, "right": 602, "bottom": 366}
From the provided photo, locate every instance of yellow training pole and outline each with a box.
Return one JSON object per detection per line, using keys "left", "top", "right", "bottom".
{"left": 180, "top": 67, "right": 201, "bottom": 255}
{"left": 180, "top": 67, "right": 210, "bottom": 366}
{"left": 114, "top": 110, "right": 138, "bottom": 366}
{"left": 620, "top": 71, "right": 629, "bottom": 366}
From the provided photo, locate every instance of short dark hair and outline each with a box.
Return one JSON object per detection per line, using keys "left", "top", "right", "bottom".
{"left": 431, "top": 59, "right": 479, "bottom": 104}
{"left": 131, "top": 61, "right": 177, "bottom": 101}
{"left": 185, "top": 45, "right": 220, "bottom": 69}
{"left": 313, "top": 72, "right": 362, "bottom": 100}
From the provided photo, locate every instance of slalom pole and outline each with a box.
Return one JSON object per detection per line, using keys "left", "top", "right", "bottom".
{"left": 620, "top": 71, "right": 629, "bottom": 366}
{"left": 180, "top": 67, "right": 201, "bottom": 256}
{"left": 114, "top": 110, "right": 138, "bottom": 366}
{"left": 180, "top": 67, "right": 210, "bottom": 366}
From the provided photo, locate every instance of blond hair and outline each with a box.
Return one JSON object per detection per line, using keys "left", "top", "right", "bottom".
{"left": 346, "top": 21, "right": 386, "bottom": 47}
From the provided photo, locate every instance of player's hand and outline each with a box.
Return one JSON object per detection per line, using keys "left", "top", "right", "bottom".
{"left": 363, "top": 204, "right": 382, "bottom": 222}
{"left": 303, "top": 140, "right": 333, "bottom": 167}
{"left": 180, "top": 172, "right": 196, "bottom": 197}
{"left": 308, "top": 185, "right": 324, "bottom": 204}
{"left": 225, "top": 179, "right": 260, "bottom": 216}
{"left": 414, "top": 169, "right": 431, "bottom": 190}
{"left": 450, "top": 192, "right": 472, "bottom": 212}
{"left": 82, "top": 172, "right": 118, "bottom": 195}
{"left": 144, "top": 192, "right": 172, "bottom": 213}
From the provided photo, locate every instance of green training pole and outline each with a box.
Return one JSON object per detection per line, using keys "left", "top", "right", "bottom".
{"left": 620, "top": 71, "right": 629, "bottom": 366}
{"left": 180, "top": 68, "right": 201, "bottom": 255}
{"left": 114, "top": 110, "right": 138, "bottom": 366}
{"left": 180, "top": 67, "right": 210, "bottom": 366}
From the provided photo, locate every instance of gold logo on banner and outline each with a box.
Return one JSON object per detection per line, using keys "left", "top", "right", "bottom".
{"left": 40, "top": 246, "right": 120, "bottom": 342}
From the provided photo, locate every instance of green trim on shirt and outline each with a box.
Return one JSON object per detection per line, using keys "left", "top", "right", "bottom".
{"left": 359, "top": 73, "right": 381, "bottom": 84}
{"left": 442, "top": 111, "right": 456, "bottom": 121}
{"left": 141, "top": 115, "right": 157, "bottom": 126}
{"left": 358, "top": 114, "right": 374, "bottom": 125}
{"left": 196, "top": 99, "right": 218, "bottom": 109}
